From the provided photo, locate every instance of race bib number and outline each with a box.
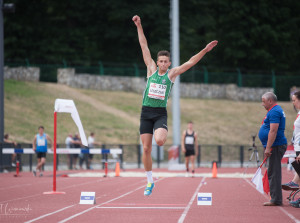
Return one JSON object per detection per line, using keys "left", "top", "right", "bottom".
{"left": 37, "top": 138, "right": 46, "bottom": 146}
{"left": 148, "top": 83, "right": 167, "bottom": 100}
{"left": 185, "top": 136, "right": 194, "bottom": 145}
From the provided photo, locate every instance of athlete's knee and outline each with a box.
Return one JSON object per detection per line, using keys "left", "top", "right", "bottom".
{"left": 154, "top": 135, "right": 166, "bottom": 146}
{"left": 143, "top": 146, "right": 152, "bottom": 155}
{"left": 156, "top": 139, "right": 165, "bottom": 146}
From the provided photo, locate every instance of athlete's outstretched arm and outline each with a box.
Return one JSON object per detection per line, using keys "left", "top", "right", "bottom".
{"left": 169, "top": 40, "right": 218, "bottom": 82}
{"left": 132, "top": 15, "right": 156, "bottom": 76}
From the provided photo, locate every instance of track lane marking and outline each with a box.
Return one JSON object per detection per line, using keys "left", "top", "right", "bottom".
{"left": 24, "top": 205, "right": 76, "bottom": 223}
{"left": 244, "top": 178, "right": 300, "bottom": 223}
{"left": 0, "top": 179, "right": 105, "bottom": 203}
{"left": 177, "top": 177, "right": 206, "bottom": 223}
{"left": 96, "top": 207, "right": 185, "bottom": 209}
{"left": 23, "top": 179, "right": 146, "bottom": 222}
{"left": 58, "top": 178, "right": 165, "bottom": 223}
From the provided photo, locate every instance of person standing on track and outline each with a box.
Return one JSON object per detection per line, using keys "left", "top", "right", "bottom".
{"left": 132, "top": 15, "right": 218, "bottom": 196}
{"left": 181, "top": 121, "right": 198, "bottom": 177}
{"left": 32, "top": 126, "right": 53, "bottom": 177}
{"left": 87, "top": 132, "right": 101, "bottom": 170}
{"left": 258, "top": 92, "right": 287, "bottom": 206}
{"left": 282, "top": 91, "right": 300, "bottom": 208}
{"left": 4, "top": 133, "right": 18, "bottom": 167}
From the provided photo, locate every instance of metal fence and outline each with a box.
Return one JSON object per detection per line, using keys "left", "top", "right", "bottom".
{"left": 0, "top": 143, "right": 266, "bottom": 173}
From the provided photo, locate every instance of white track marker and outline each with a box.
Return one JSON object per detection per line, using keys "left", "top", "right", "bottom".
{"left": 59, "top": 178, "right": 165, "bottom": 223}
{"left": 244, "top": 178, "right": 300, "bottom": 223}
{"left": 178, "top": 177, "right": 206, "bottom": 223}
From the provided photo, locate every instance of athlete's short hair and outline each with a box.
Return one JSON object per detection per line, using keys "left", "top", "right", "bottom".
{"left": 38, "top": 126, "right": 44, "bottom": 130}
{"left": 293, "top": 91, "right": 300, "bottom": 100}
{"left": 262, "top": 92, "right": 277, "bottom": 102}
{"left": 157, "top": 50, "right": 171, "bottom": 60}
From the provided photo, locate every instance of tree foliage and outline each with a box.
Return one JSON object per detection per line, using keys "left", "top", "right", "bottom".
{"left": 3, "top": 0, "right": 300, "bottom": 73}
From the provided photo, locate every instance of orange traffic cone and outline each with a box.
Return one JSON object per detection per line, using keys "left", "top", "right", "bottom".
{"left": 212, "top": 162, "right": 217, "bottom": 178}
{"left": 115, "top": 162, "right": 120, "bottom": 177}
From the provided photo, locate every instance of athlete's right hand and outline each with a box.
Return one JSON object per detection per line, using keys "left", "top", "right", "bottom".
{"left": 205, "top": 40, "right": 218, "bottom": 52}
{"left": 132, "top": 15, "right": 141, "bottom": 26}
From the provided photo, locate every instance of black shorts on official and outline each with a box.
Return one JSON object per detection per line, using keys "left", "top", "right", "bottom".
{"left": 185, "top": 149, "right": 195, "bottom": 157}
{"left": 36, "top": 152, "right": 46, "bottom": 159}
{"left": 140, "top": 106, "right": 168, "bottom": 135}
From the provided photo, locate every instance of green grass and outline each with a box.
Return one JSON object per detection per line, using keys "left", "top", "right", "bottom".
{"left": 4, "top": 79, "right": 295, "bottom": 147}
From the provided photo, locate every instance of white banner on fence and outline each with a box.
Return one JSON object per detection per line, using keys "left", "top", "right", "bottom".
{"left": 54, "top": 99, "right": 88, "bottom": 146}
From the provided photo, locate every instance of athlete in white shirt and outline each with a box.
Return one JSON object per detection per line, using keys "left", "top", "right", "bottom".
{"left": 282, "top": 91, "right": 300, "bottom": 208}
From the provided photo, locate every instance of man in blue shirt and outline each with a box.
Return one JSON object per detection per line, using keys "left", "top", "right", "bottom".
{"left": 258, "top": 92, "right": 287, "bottom": 206}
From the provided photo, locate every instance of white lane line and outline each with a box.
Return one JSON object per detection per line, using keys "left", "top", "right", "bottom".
{"left": 0, "top": 183, "right": 32, "bottom": 190}
{"left": 0, "top": 180, "right": 54, "bottom": 190}
{"left": 177, "top": 177, "right": 206, "bottom": 223}
{"left": 24, "top": 204, "right": 76, "bottom": 223}
{"left": 0, "top": 179, "right": 104, "bottom": 203}
{"left": 22, "top": 179, "right": 146, "bottom": 223}
{"left": 243, "top": 178, "right": 300, "bottom": 223}
{"left": 279, "top": 207, "right": 300, "bottom": 223}
{"left": 96, "top": 207, "right": 185, "bottom": 209}
{"left": 59, "top": 178, "right": 165, "bottom": 223}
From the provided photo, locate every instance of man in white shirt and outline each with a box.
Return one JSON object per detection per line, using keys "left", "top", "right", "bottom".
{"left": 65, "top": 133, "right": 73, "bottom": 169}
{"left": 87, "top": 132, "right": 101, "bottom": 169}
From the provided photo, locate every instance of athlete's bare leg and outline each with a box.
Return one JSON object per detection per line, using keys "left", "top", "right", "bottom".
{"left": 185, "top": 157, "right": 190, "bottom": 171}
{"left": 190, "top": 155, "right": 195, "bottom": 171}
{"left": 292, "top": 173, "right": 300, "bottom": 184}
{"left": 154, "top": 128, "right": 168, "bottom": 146}
{"left": 36, "top": 157, "right": 46, "bottom": 171}
{"left": 141, "top": 133, "right": 153, "bottom": 171}
{"left": 36, "top": 158, "right": 41, "bottom": 171}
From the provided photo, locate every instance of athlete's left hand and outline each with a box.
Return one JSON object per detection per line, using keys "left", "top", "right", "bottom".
{"left": 205, "top": 40, "right": 218, "bottom": 52}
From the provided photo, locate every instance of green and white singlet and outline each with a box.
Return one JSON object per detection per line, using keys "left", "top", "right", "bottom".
{"left": 142, "top": 69, "right": 174, "bottom": 108}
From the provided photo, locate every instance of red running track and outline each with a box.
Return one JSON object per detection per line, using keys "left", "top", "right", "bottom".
{"left": 0, "top": 168, "right": 299, "bottom": 223}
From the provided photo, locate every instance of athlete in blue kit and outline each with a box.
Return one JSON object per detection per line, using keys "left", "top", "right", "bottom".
{"left": 32, "top": 126, "right": 53, "bottom": 177}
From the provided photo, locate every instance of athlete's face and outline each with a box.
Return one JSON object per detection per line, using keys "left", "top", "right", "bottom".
{"left": 188, "top": 123, "right": 193, "bottom": 130}
{"left": 292, "top": 95, "right": 300, "bottom": 110}
{"left": 157, "top": 56, "right": 171, "bottom": 73}
{"left": 38, "top": 128, "right": 44, "bottom": 135}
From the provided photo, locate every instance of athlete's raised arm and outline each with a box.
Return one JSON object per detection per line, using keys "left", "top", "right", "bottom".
{"left": 168, "top": 40, "right": 218, "bottom": 82}
{"left": 132, "top": 15, "right": 156, "bottom": 77}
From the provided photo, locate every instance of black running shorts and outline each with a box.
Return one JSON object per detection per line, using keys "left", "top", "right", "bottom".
{"left": 140, "top": 106, "right": 168, "bottom": 135}
{"left": 36, "top": 152, "right": 46, "bottom": 159}
{"left": 185, "top": 149, "right": 195, "bottom": 157}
